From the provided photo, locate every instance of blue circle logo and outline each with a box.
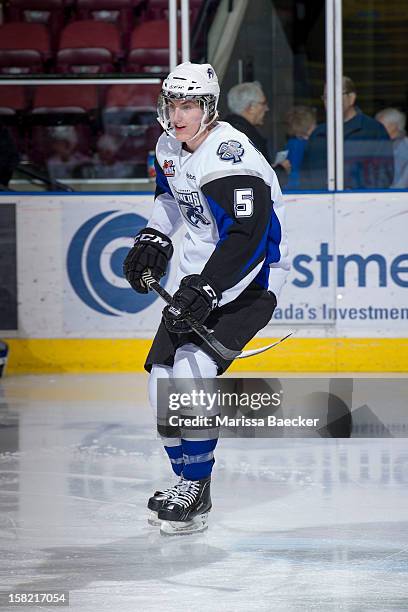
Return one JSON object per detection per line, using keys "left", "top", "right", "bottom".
{"left": 67, "top": 211, "right": 160, "bottom": 316}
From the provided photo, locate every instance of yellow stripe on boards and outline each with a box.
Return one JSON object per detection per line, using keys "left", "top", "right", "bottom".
{"left": 5, "top": 339, "right": 153, "bottom": 374}
{"left": 3, "top": 338, "right": 408, "bottom": 374}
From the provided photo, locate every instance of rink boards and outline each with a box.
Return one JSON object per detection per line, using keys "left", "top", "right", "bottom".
{"left": 1, "top": 191, "right": 407, "bottom": 373}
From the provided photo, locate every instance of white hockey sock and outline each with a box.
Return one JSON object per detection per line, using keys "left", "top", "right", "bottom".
{"left": 148, "top": 364, "right": 183, "bottom": 475}
{"left": 173, "top": 344, "right": 219, "bottom": 480}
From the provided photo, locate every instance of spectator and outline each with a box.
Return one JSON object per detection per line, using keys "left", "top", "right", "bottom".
{"left": 0, "top": 126, "right": 19, "bottom": 188}
{"left": 375, "top": 107, "right": 408, "bottom": 188}
{"left": 80, "top": 134, "right": 133, "bottom": 179}
{"left": 301, "top": 76, "right": 394, "bottom": 190}
{"left": 224, "top": 81, "right": 290, "bottom": 188}
{"left": 285, "top": 105, "right": 316, "bottom": 190}
{"left": 47, "top": 125, "right": 88, "bottom": 181}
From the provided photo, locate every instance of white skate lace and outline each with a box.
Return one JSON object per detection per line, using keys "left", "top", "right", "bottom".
{"left": 169, "top": 480, "right": 201, "bottom": 509}
{"left": 157, "top": 476, "right": 185, "bottom": 500}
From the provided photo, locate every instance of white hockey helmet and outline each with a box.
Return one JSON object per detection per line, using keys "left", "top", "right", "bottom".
{"left": 157, "top": 61, "right": 220, "bottom": 139}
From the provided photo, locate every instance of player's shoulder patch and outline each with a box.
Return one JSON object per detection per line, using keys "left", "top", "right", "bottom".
{"left": 216, "top": 139, "right": 244, "bottom": 164}
{"left": 162, "top": 159, "right": 175, "bottom": 177}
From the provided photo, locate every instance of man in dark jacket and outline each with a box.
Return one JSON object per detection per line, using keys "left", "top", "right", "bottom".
{"left": 224, "top": 81, "right": 290, "bottom": 188}
{"left": 301, "top": 76, "right": 394, "bottom": 190}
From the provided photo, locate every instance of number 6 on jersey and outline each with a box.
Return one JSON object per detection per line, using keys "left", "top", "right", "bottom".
{"left": 234, "top": 188, "right": 254, "bottom": 217}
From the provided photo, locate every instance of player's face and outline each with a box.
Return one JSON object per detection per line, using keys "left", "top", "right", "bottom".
{"left": 168, "top": 99, "right": 204, "bottom": 143}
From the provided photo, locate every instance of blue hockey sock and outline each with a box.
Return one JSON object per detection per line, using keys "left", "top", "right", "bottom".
{"left": 181, "top": 438, "right": 218, "bottom": 480}
{"left": 164, "top": 444, "right": 184, "bottom": 476}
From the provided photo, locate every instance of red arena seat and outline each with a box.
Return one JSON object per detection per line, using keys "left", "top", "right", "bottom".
{"left": 0, "top": 85, "right": 26, "bottom": 115}
{"left": 5, "top": 0, "right": 68, "bottom": 50}
{"left": 103, "top": 82, "right": 161, "bottom": 137}
{"left": 75, "top": 0, "right": 142, "bottom": 44}
{"left": 0, "top": 85, "right": 27, "bottom": 150}
{"left": 27, "top": 123, "right": 94, "bottom": 166}
{"left": 0, "top": 23, "right": 51, "bottom": 74}
{"left": 102, "top": 84, "right": 162, "bottom": 174}
{"left": 56, "top": 20, "right": 121, "bottom": 73}
{"left": 27, "top": 84, "right": 98, "bottom": 166}
{"left": 105, "top": 83, "right": 161, "bottom": 111}
{"left": 145, "top": 0, "right": 171, "bottom": 19}
{"left": 126, "top": 19, "right": 180, "bottom": 73}
{"left": 145, "top": 0, "right": 203, "bottom": 24}
{"left": 31, "top": 84, "right": 98, "bottom": 112}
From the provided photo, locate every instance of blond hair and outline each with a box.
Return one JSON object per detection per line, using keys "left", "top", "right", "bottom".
{"left": 285, "top": 106, "right": 317, "bottom": 138}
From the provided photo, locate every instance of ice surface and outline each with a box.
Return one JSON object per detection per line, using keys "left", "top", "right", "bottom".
{"left": 0, "top": 374, "right": 407, "bottom": 611}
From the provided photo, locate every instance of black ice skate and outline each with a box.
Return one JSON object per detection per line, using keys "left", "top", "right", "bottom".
{"left": 158, "top": 476, "right": 212, "bottom": 535}
{"left": 147, "top": 476, "right": 186, "bottom": 526}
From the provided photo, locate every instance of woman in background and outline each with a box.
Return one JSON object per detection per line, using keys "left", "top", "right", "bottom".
{"left": 285, "top": 106, "right": 316, "bottom": 190}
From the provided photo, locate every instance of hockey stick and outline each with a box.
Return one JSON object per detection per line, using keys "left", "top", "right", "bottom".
{"left": 141, "top": 270, "right": 293, "bottom": 360}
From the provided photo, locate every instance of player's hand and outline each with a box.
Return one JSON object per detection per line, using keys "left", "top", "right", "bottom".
{"left": 123, "top": 228, "right": 173, "bottom": 294}
{"left": 163, "top": 275, "right": 220, "bottom": 333}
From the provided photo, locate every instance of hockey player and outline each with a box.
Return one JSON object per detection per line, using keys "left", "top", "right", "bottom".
{"left": 123, "top": 62, "right": 289, "bottom": 535}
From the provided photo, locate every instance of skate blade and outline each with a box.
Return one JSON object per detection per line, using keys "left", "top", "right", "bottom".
{"left": 160, "top": 513, "right": 209, "bottom": 536}
{"left": 147, "top": 511, "right": 161, "bottom": 527}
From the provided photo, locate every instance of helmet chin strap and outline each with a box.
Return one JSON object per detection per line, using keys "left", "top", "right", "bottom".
{"left": 188, "top": 111, "right": 219, "bottom": 142}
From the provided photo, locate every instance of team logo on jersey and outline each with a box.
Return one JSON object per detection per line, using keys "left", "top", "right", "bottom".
{"left": 207, "top": 67, "right": 215, "bottom": 79}
{"left": 163, "top": 159, "right": 175, "bottom": 177}
{"left": 175, "top": 190, "right": 211, "bottom": 227}
{"left": 217, "top": 140, "right": 244, "bottom": 163}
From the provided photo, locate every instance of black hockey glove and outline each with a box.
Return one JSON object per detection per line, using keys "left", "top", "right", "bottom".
{"left": 163, "top": 274, "right": 220, "bottom": 333}
{"left": 123, "top": 227, "right": 173, "bottom": 294}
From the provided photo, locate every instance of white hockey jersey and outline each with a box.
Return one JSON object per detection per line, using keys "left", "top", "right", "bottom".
{"left": 148, "top": 121, "right": 289, "bottom": 306}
